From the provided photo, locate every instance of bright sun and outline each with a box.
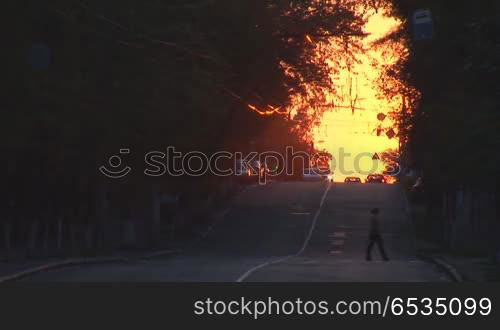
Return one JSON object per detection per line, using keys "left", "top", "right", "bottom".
{"left": 313, "top": 11, "right": 404, "bottom": 182}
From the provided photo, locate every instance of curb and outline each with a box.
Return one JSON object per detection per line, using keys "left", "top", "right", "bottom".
{"left": 418, "top": 253, "right": 464, "bottom": 282}
{"left": 0, "top": 250, "right": 183, "bottom": 283}
{"left": 0, "top": 257, "right": 129, "bottom": 283}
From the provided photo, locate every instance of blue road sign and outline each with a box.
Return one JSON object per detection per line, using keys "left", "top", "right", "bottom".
{"left": 413, "top": 9, "right": 434, "bottom": 41}
{"left": 28, "top": 42, "right": 51, "bottom": 70}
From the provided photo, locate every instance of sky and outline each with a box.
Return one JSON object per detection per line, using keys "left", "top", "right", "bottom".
{"left": 313, "top": 11, "right": 403, "bottom": 182}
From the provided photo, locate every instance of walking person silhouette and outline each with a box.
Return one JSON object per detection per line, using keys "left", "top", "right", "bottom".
{"left": 366, "top": 208, "right": 389, "bottom": 261}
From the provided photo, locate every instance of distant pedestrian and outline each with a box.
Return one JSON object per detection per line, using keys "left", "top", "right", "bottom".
{"left": 366, "top": 208, "right": 389, "bottom": 261}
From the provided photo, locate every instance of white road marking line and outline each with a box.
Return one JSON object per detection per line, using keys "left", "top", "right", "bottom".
{"left": 332, "top": 232, "right": 346, "bottom": 238}
{"left": 331, "top": 240, "right": 345, "bottom": 246}
{"left": 236, "top": 182, "right": 331, "bottom": 282}
{"left": 297, "top": 181, "right": 331, "bottom": 255}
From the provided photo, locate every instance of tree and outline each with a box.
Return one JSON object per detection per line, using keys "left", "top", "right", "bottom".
{"left": 3, "top": 0, "right": 388, "bottom": 254}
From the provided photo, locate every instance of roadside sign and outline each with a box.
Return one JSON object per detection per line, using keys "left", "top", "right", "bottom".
{"left": 413, "top": 9, "right": 434, "bottom": 41}
{"left": 386, "top": 128, "right": 396, "bottom": 139}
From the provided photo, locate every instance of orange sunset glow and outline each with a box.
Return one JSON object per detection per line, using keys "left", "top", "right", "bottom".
{"left": 315, "top": 11, "right": 403, "bottom": 182}
{"left": 291, "top": 9, "right": 407, "bottom": 182}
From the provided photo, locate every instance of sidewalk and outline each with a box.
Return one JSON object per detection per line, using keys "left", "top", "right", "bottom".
{"left": 0, "top": 226, "right": 212, "bottom": 282}
{"left": 406, "top": 192, "right": 500, "bottom": 282}
{"left": 438, "top": 255, "right": 500, "bottom": 282}
{"left": 0, "top": 259, "right": 63, "bottom": 278}
{"left": 0, "top": 207, "right": 231, "bottom": 283}
{"left": 416, "top": 240, "right": 500, "bottom": 282}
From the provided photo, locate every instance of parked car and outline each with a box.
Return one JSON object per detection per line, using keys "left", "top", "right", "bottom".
{"left": 366, "top": 174, "right": 386, "bottom": 183}
{"left": 345, "top": 177, "right": 362, "bottom": 183}
{"left": 303, "top": 168, "right": 330, "bottom": 181}
{"left": 314, "top": 167, "right": 332, "bottom": 181}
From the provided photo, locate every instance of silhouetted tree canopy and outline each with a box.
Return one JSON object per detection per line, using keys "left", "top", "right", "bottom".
{"left": 4, "top": 0, "right": 393, "bottom": 220}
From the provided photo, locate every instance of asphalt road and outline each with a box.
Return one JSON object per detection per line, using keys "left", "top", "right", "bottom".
{"left": 23, "top": 181, "right": 449, "bottom": 282}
